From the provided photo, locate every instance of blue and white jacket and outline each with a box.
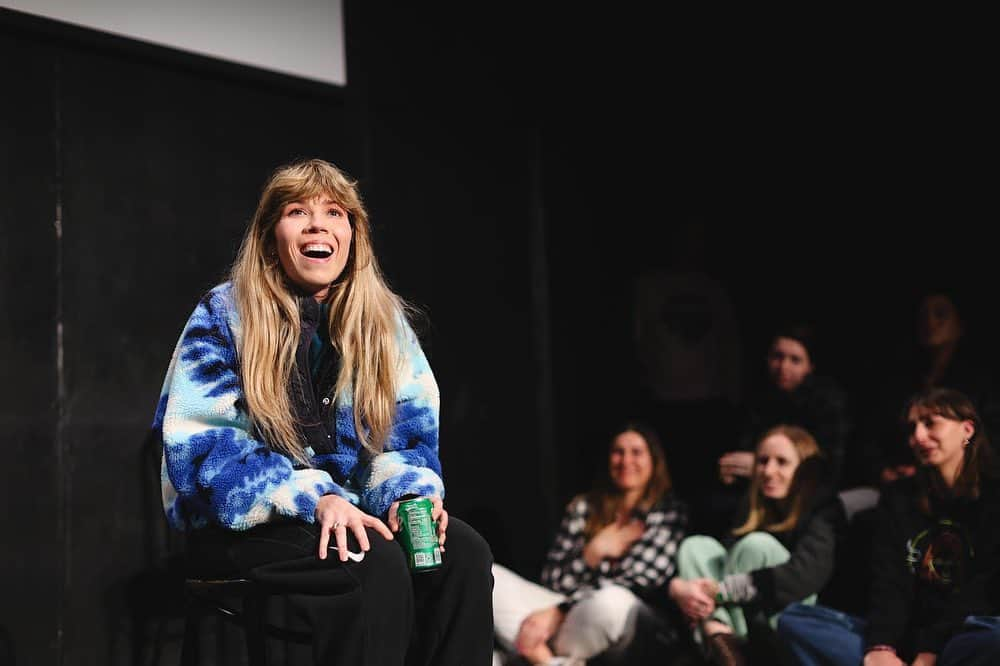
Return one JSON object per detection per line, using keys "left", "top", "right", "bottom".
{"left": 152, "top": 283, "right": 443, "bottom": 531}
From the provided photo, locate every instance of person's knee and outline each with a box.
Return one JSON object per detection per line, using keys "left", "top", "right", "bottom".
{"left": 678, "top": 534, "right": 719, "bottom": 561}
{"left": 729, "top": 531, "right": 785, "bottom": 570}
{"left": 361, "top": 527, "right": 410, "bottom": 584}
{"left": 444, "top": 518, "right": 494, "bottom": 582}
{"left": 568, "top": 586, "right": 639, "bottom": 638}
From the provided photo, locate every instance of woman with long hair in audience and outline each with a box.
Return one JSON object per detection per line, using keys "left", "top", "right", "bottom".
{"left": 778, "top": 388, "right": 1000, "bottom": 666}
{"left": 669, "top": 424, "right": 843, "bottom": 666}
{"left": 777, "top": 387, "right": 1000, "bottom": 666}
{"left": 491, "top": 421, "right": 688, "bottom": 665}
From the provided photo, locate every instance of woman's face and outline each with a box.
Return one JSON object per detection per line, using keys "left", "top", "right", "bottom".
{"left": 906, "top": 406, "right": 972, "bottom": 472}
{"left": 273, "top": 195, "right": 353, "bottom": 302}
{"left": 918, "top": 294, "right": 962, "bottom": 348}
{"left": 767, "top": 337, "right": 813, "bottom": 392}
{"left": 609, "top": 431, "right": 654, "bottom": 493}
{"left": 756, "top": 432, "right": 801, "bottom": 500}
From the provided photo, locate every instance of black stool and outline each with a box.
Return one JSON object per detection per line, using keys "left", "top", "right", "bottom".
{"left": 181, "top": 577, "right": 311, "bottom": 666}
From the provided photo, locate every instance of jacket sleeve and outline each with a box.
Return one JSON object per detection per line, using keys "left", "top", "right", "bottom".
{"left": 612, "top": 500, "right": 688, "bottom": 597}
{"left": 357, "top": 316, "right": 444, "bottom": 519}
{"left": 157, "top": 289, "right": 351, "bottom": 531}
{"left": 864, "top": 484, "right": 915, "bottom": 651}
{"left": 749, "top": 497, "right": 840, "bottom": 613}
{"left": 540, "top": 498, "right": 599, "bottom": 604}
{"left": 809, "top": 381, "right": 851, "bottom": 486}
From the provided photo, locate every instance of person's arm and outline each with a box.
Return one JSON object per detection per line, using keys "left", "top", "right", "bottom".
{"left": 807, "top": 379, "right": 851, "bottom": 485}
{"left": 608, "top": 499, "right": 689, "bottom": 596}
{"left": 356, "top": 316, "right": 444, "bottom": 520}
{"left": 540, "top": 498, "right": 599, "bottom": 605}
{"left": 863, "top": 484, "right": 914, "bottom": 653}
{"left": 733, "top": 496, "right": 839, "bottom": 612}
{"left": 157, "top": 287, "right": 353, "bottom": 531}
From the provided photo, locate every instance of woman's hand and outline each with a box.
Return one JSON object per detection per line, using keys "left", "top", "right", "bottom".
{"left": 719, "top": 451, "right": 755, "bottom": 484}
{"left": 863, "top": 650, "right": 905, "bottom": 666}
{"left": 315, "top": 494, "right": 393, "bottom": 561}
{"left": 668, "top": 577, "right": 716, "bottom": 621}
{"left": 911, "top": 653, "right": 937, "bottom": 666}
{"left": 388, "top": 495, "right": 449, "bottom": 548}
{"left": 514, "top": 605, "right": 565, "bottom": 659}
{"left": 582, "top": 517, "right": 644, "bottom": 567}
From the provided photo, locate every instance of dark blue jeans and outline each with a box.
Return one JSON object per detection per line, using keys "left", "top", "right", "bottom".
{"left": 776, "top": 602, "right": 1000, "bottom": 666}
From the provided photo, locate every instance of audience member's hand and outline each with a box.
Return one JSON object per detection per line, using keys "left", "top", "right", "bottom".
{"left": 514, "top": 605, "right": 564, "bottom": 658}
{"left": 880, "top": 464, "right": 918, "bottom": 485}
{"left": 863, "top": 650, "right": 905, "bottom": 666}
{"left": 388, "top": 495, "right": 450, "bottom": 549}
{"left": 315, "top": 494, "right": 393, "bottom": 561}
{"left": 911, "top": 652, "right": 937, "bottom": 666}
{"left": 668, "top": 578, "right": 715, "bottom": 621}
{"left": 583, "top": 516, "right": 644, "bottom": 567}
{"left": 719, "top": 451, "right": 755, "bottom": 483}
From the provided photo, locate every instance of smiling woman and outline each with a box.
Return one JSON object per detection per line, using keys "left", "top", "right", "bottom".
{"left": 491, "top": 421, "right": 689, "bottom": 665}
{"left": 778, "top": 388, "right": 1000, "bottom": 666}
{"left": 152, "top": 158, "right": 494, "bottom": 665}
{"left": 668, "top": 424, "right": 842, "bottom": 666}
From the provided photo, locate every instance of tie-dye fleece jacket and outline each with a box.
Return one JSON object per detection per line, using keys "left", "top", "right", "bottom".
{"left": 153, "top": 282, "right": 443, "bottom": 532}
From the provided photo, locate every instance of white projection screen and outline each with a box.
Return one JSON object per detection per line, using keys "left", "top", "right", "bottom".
{"left": 3, "top": 0, "right": 346, "bottom": 86}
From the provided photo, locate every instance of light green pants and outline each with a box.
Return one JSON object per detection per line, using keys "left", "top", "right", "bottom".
{"left": 676, "top": 532, "right": 816, "bottom": 639}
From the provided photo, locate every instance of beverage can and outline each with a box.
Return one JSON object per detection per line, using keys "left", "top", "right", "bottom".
{"left": 397, "top": 497, "right": 443, "bottom": 572}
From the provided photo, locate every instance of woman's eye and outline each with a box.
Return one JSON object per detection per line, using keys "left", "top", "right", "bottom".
{"left": 327, "top": 208, "right": 343, "bottom": 216}
{"left": 287, "top": 208, "right": 305, "bottom": 216}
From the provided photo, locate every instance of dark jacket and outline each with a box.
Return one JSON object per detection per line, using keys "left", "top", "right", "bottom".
{"left": 866, "top": 475, "right": 1000, "bottom": 658}
{"left": 739, "top": 374, "right": 851, "bottom": 486}
{"left": 722, "top": 460, "right": 846, "bottom": 615}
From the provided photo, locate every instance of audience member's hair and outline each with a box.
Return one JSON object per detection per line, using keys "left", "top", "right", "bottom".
{"left": 583, "top": 421, "right": 672, "bottom": 540}
{"left": 904, "top": 387, "right": 996, "bottom": 511}
{"left": 733, "top": 424, "right": 822, "bottom": 535}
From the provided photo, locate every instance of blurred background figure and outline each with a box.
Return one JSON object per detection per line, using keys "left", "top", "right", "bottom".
{"left": 849, "top": 289, "right": 1000, "bottom": 489}
{"left": 633, "top": 218, "right": 742, "bottom": 537}
{"left": 670, "top": 424, "right": 843, "bottom": 666}
{"left": 492, "top": 422, "right": 688, "bottom": 665}
{"left": 704, "top": 321, "right": 851, "bottom": 538}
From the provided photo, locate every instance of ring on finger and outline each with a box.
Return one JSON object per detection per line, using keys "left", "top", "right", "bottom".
{"left": 332, "top": 520, "right": 343, "bottom": 530}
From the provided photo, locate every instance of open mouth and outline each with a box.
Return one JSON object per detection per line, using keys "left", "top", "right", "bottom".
{"left": 301, "top": 243, "right": 334, "bottom": 259}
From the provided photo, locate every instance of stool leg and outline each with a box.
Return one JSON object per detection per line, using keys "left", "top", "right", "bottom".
{"left": 244, "top": 593, "right": 267, "bottom": 666}
{"left": 180, "top": 602, "right": 200, "bottom": 666}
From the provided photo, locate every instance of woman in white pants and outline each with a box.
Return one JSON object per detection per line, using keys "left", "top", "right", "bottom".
{"left": 492, "top": 422, "right": 689, "bottom": 665}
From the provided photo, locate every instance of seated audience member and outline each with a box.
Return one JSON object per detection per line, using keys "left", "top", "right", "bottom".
{"left": 670, "top": 424, "right": 843, "bottom": 666}
{"left": 777, "top": 387, "right": 1000, "bottom": 666}
{"left": 852, "top": 290, "right": 1000, "bottom": 489}
{"left": 707, "top": 322, "right": 850, "bottom": 537}
{"left": 492, "top": 422, "right": 688, "bottom": 665}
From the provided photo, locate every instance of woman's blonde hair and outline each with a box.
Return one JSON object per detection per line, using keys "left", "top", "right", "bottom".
{"left": 733, "top": 424, "right": 821, "bottom": 536}
{"left": 230, "top": 158, "right": 404, "bottom": 463}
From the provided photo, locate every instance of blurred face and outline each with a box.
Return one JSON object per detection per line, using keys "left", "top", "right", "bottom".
{"left": 756, "top": 432, "right": 801, "bottom": 500}
{"left": 906, "top": 406, "right": 972, "bottom": 472}
{"left": 273, "top": 195, "right": 353, "bottom": 302}
{"left": 609, "top": 431, "right": 654, "bottom": 493}
{"left": 918, "top": 294, "right": 962, "bottom": 348}
{"left": 767, "top": 337, "right": 813, "bottom": 392}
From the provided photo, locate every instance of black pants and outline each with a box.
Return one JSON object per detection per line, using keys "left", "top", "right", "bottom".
{"left": 187, "top": 517, "right": 494, "bottom": 666}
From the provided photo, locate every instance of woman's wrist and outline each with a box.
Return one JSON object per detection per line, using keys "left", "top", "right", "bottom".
{"left": 865, "top": 644, "right": 896, "bottom": 655}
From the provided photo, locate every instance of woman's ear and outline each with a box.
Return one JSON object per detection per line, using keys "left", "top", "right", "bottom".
{"left": 963, "top": 420, "right": 975, "bottom": 443}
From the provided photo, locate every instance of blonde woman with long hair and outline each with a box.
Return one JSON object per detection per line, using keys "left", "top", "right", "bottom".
{"left": 153, "top": 158, "right": 493, "bottom": 665}
{"left": 668, "top": 424, "right": 842, "bottom": 666}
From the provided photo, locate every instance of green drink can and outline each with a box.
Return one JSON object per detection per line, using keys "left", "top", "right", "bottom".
{"left": 397, "top": 497, "right": 442, "bottom": 572}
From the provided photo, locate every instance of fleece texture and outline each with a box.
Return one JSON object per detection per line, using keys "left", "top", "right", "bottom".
{"left": 153, "top": 283, "right": 443, "bottom": 531}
